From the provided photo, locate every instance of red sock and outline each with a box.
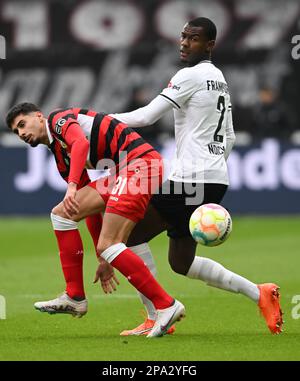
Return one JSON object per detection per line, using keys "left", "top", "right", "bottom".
{"left": 85, "top": 214, "right": 103, "bottom": 258}
{"left": 111, "top": 248, "right": 173, "bottom": 310}
{"left": 54, "top": 230, "right": 85, "bottom": 299}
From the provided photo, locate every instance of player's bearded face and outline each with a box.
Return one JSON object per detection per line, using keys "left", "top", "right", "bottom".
{"left": 26, "top": 117, "right": 42, "bottom": 147}
{"left": 180, "top": 25, "right": 213, "bottom": 66}
{"left": 12, "top": 113, "right": 43, "bottom": 147}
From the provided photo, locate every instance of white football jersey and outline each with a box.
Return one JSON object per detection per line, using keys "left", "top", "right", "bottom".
{"left": 160, "top": 61, "right": 232, "bottom": 185}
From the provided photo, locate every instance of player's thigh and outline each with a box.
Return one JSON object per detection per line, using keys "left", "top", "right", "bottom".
{"left": 52, "top": 185, "right": 105, "bottom": 221}
{"left": 98, "top": 213, "right": 136, "bottom": 254}
{"left": 168, "top": 235, "right": 197, "bottom": 275}
{"left": 127, "top": 204, "right": 170, "bottom": 246}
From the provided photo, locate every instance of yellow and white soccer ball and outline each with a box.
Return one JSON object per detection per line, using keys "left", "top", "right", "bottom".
{"left": 189, "top": 203, "right": 232, "bottom": 247}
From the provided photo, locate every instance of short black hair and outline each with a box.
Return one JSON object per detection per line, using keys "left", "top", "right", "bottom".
{"left": 6, "top": 102, "right": 41, "bottom": 129}
{"left": 188, "top": 17, "right": 217, "bottom": 41}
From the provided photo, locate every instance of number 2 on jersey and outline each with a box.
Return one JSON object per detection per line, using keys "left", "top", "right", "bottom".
{"left": 214, "top": 95, "right": 226, "bottom": 143}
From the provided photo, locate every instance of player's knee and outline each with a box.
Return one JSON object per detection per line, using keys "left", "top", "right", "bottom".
{"left": 97, "top": 238, "right": 120, "bottom": 257}
{"left": 51, "top": 204, "right": 64, "bottom": 217}
{"left": 98, "top": 242, "right": 126, "bottom": 263}
{"left": 51, "top": 203, "right": 78, "bottom": 220}
{"left": 96, "top": 241, "right": 109, "bottom": 257}
{"left": 50, "top": 212, "right": 78, "bottom": 231}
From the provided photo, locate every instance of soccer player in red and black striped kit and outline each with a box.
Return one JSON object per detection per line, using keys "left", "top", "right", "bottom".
{"left": 44, "top": 131, "right": 111, "bottom": 290}
{"left": 6, "top": 102, "right": 185, "bottom": 337}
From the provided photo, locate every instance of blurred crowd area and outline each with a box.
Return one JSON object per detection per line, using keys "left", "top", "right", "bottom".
{"left": 0, "top": 0, "right": 299, "bottom": 147}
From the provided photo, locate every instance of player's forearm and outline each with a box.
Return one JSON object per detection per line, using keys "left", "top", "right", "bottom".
{"left": 111, "top": 107, "right": 152, "bottom": 127}
{"left": 224, "top": 106, "right": 235, "bottom": 161}
{"left": 68, "top": 138, "right": 90, "bottom": 184}
{"left": 110, "top": 95, "right": 172, "bottom": 127}
{"left": 224, "top": 134, "right": 235, "bottom": 161}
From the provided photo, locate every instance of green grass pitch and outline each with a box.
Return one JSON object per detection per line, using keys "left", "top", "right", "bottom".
{"left": 0, "top": 216, "right": 300, "bottom": 361}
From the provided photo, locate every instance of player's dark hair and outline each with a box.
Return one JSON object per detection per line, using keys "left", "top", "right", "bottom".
{"left": 6, "top": 102, "right": 41, "bottom": 129}
{"left": 188, "top": 17, "right": 217, "bottom": 41}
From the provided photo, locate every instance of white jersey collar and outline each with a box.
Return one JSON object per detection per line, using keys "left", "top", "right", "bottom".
{"left": 198, "top": 60, "right": 212, "bottom": 64}
{"left": 45, "top": 120, "right": 53, "bottom": 145}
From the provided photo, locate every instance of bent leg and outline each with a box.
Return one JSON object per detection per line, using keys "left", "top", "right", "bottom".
{"left": 97, "top": 212, "right": 174, "bottom": 311}
{"left": 186, "top": 254, "right": 260, "bottom": 302}
{"left": 127, "top": 204, "right": 170, "bottom": 246}
{"left": 168, "top": 234, "right": 259, "bottom": 302}
{"left": 126, "top": 204, "right": 170, "bottom": 320}
{"left": 52, "top": 185, "right": 105, "bottom": 222}
{"left": 168, "top": 236, "right": 197, "bottom": 275}
{"left": 50, "top": 185, "right": 105, "bottom": 300}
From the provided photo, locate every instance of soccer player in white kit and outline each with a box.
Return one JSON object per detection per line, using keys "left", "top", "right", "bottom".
{"left": 95, "top": 17, "right": 283, "bottom": 336}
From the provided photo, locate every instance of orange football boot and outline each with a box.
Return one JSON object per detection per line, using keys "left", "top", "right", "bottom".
{"left": 120, "top": 318, "right": 176, "bottom": 336}
{"left": 258, "top": 283, "right": 283, "bottom": 334}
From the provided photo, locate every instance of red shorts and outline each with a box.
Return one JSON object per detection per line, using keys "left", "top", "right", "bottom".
{"left": 88, "top": 151, "right": 163, "bottom": 223}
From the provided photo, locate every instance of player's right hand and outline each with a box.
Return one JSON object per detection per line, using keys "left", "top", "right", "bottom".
{"left": 93, "top": 259, "right": 120, "bottom": 294}
{"left": 63, "top": 182, "right": 80, "bottom": 218}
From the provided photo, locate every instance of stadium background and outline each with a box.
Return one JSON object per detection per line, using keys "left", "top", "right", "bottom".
{"left": 0, "top": 0, "right": 299, "bottom": 214}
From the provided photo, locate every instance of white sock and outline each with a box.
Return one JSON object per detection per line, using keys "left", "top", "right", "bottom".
{"left": 130, "top": 243, "right": 157, "bottom": 320}
{"left": 50, "top": 213, "right": 78, "bottom": 230}
{"left": 187, "top": 256, "right": 260, "bottom": 303}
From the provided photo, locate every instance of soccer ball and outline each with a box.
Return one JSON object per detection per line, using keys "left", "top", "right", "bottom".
{"left": 189, "top": 203, "right": 232, "bottom": 247}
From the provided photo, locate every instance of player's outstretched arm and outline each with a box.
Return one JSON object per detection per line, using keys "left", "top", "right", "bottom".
{"left": 110, "top": 95, "right": 172, "bottom": 128}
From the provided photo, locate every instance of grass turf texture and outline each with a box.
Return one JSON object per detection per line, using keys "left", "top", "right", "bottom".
{"left": 0, "top": 216, "right": 299, "bottom": 361}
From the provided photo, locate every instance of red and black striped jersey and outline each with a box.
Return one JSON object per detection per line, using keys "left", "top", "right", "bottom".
{"left": 47, "top": 107, "right": 155, "bottom": 170}
{"left": 49, "top": 138, "right": 91, "bottom": 189}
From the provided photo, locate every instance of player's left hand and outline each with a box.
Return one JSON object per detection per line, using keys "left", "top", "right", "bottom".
{"left": 94, "top": 258, "right": 120, "bottom": 294}
{"left": 63, "top": 182, "right": 79, "bottom": 218}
